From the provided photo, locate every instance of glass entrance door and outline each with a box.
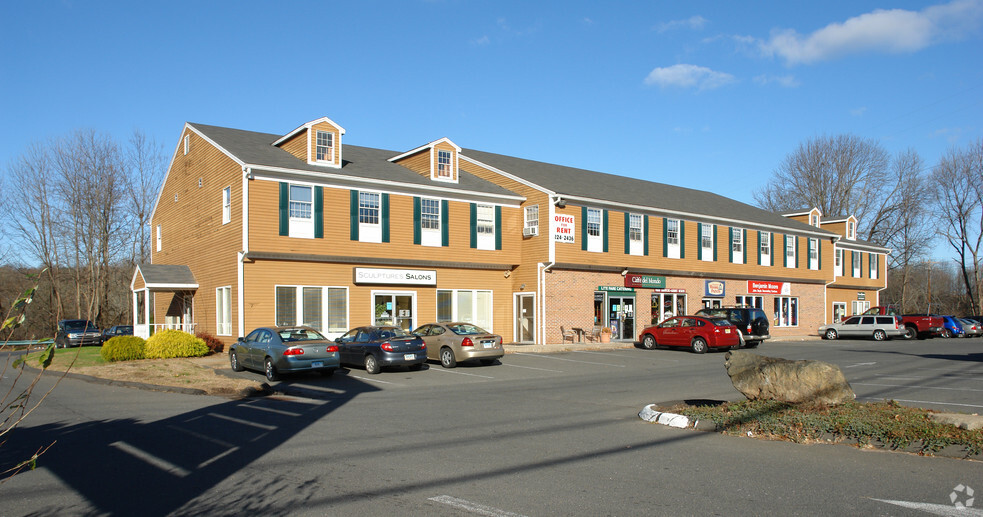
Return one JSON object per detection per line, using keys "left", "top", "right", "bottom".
{"left": 607, "top": 296, "right": 635, "bottom": 340}
{"left": 515, "top": 293, "right": 535, "bottom": 343}
{"left": 374, "top": 293, "right": 415, "bottom": 330}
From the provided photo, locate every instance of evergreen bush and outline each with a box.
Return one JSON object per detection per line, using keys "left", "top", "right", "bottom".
{"left": 100, "top": 336, "right": 146, "bottom": 362}
{"left": 144, "top": 330, "right": 209, "bottom": 359}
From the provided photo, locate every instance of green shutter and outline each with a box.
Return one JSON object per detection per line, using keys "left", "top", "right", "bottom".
{"left": 662, "top": 217, "right": 668, "bottom": 257}
{"left": 413, "top": 197, "right": 421, "bottom": 245}
{"left": 441, "top": 199, "right": 449, "bottom": 247}
{"left": 582, "top": 207, "right": 588, "bottom": 251}
{"left": 470, "top": 203, "right": 477, "bottom": 249}
{"left": 643, "top": 215, "right": 649, "bottom": 256}
{"left": 624, "top": 212, "right": 630, "bottom": 254}
{"left": 770, "top": 233, "right": 775, "bottom": 266}
{"left": 757, "top": 231, "right": 762, "bottom": 265}
{"left": 713, "top": 224, "right": 718, "bottom": 262}
{"left": 795, "top": 237, "right": 801, "bottom": 269}
{"left": 495, "top": 206, "right": 502, "bottom": 251}
{"left": 381, "top": 193, "right": 390, "bottom": 243}
{"left": 603, "top": 209, "right": 609, "bottom": 253}
{"left": 783, "top": 234, "right": 788, "bottom": 267}
{"left": 279, "top": 182, "right": 289, "bottom": 236}
{"left": 743, "top": 229, "right": 748, "bottom": 265}
{"left": 817, "top": 239, "right": 822, "bottom": 271}
{"left": 680, "top": 221, "right": 685, "bottom": 258}
{"left": 729, "top": 227, "right": 734, "bottom": 263}
{"left": 697, "top": 223, "right": 703, "bottom": 260}
{"left": 349, "top": 190, "right": 359, "bottom": 241}
{"left": 314, "top": 186, "right": 323, "bottom": 239}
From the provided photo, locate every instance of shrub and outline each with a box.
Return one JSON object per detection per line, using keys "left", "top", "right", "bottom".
{"left": 100, "top": 336, "right": 146, "bottom": 362}
{"left": 196, "top": 331, "right": 224, "bottom": 354}
{"left": 144, "top": 330, "right": 209, "bottom": 359}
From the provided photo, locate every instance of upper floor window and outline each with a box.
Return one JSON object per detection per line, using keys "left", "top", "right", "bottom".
{"left": 852, "top": 251, "right": 861, "bottom": 277}
{"left": 437, "top": 150, "right": 452, "bottom": 178}
{"left": 353, "top": 190, "right": 384, "bottom": 244}
{"left": 288, "top": 185, "right": 314, "bottom": 239}
{"left": 627, "top": 213, "right": 643, "bottom": 256}
{"left": 835, "top": 249, "right": 843, "bottom": 276}
{"left": 869, "top": 253, "right": 879, "bottom": 279}
{"left": 810, "top": 214, "right": 819, "bottom": 227}
{"left": 785, "top": 236, "right": 796, "bottom": 268}
{"left": 808, "top": 238, "right": 819, "bottom": 270}
{"left": 586, "top": 208, "right": 602, "bottom": 252}
{"left": 629, "top": 214, "right": 642, "bottom": 242}
{"left": 524, "top": 205, "right": 539, "bottom": 234}
{"left": 476, "top": 204, "right": 495, "bottom": 250}
{"left": 700, "top": 223, "right": 714, "bottom": 262}
{"left": 420, "top": 198, "right": 441, "bottom": 247}
{"left": 316, "top": 130, "right": 334, "bottom": 162}
{"left": 156, "top": 224, "right": 161, "bottom": 252}
{"left": 222, "top": 186, "right": 231, "bottom": 224}
{"left": 183, "top": 134, "right": 190, "bottom": 155}
{"left": 847, "top": 220, "right": 856, "bottom": 240}
{"left": 759, "top": 231, "right": 771, "bottom": 266}
{"left": 665, "top": 218, "right": 680, "bottom": 259}
{"left": 359, "top": 192, "right": 380, "bottom": 225}
{"left": 731, "top": 227, "right": 743, "bottom": 264}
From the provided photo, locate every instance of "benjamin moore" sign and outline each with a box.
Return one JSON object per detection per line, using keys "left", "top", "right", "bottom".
{"left": 354, "top": 268, "right": 437, "bottom": 286}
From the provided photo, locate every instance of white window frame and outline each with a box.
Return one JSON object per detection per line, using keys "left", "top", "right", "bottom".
{"left": 421, "top": 197, "right": 441, "bottom": 247}
{"left": 735, "top": 295, "right": 763, "bottom": 309}
{"left": 852, "top": 251, "right": 861, "bottom": 277}
{"left": 835, "top": 248, "right": 843, "bottom": 277}
{"left": 869, "top": 253, "right": 879, "bottom": 279}
{"left": 731, "top": 227, "right": 743, "bottom": 264}
{"left": 156, "top": 224, "right": 161, "bottom": 252}
{"left": 437, "top": 150, "right": 452, "bottom": 178}
{"left": 785, "top": 236, "right": 796, "bottom": 268}
{"left": 759, "top": 232, "right": 770, "bottom": 266}
{"left": 288, "top": 184, "right": 314, "bottom": 239}
{"left": 222, "top": 186, "right": 231, "bottom": 225}
{"left": 852, "top": 300, "right": 870, "bottom": 316}
{"left": 774, "top": 296, "right": 798, "bottom": 327}
{"left": 700, "top": 223, "right": 714, "bottom": 262}
{"left": 586, "top": 208, "right": 602, "bottom": 253}
{"left": 808, "top": 238, "right": 818, "bottom": 270}
{"left": 666, "top": 218, "right": 680, "bottom": 259}
{"left": 436, "top": 289, "right": 494, "bottom": 331}
{"left": 183, "top": 134, "right": 190, "bottom": 155}
{"left": 524, "top": 205, "right": 539, "bottom": 232}
{"left": 832, "top": 302, "right": 847, "bottom": 322}
{"left": 847, "top": 220, "right": 856, "bottom": 240}
{"left": 628, "top": 213, "right": 643, "bottom": 256}
{"left": 315, "top": 130, "right": 334, "bottom": 163}
{"left": 810, "top": 214, "right": 819, "bottom": 227}
{"left": 476, "top": 204, "right": 495, "bottom": 251}
{"left": 359, "top": 191, "right": 382, "bottom": 243}
{"left": 216, "top": 286, "right": 232, "bottom": 336}
{"left": 275, "top": 285, "right": 349, "bottom": 337}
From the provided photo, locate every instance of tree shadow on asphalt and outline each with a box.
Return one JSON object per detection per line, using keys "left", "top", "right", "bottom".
{"left": 846, "top": 348, "right": 983, "bottom": 363}
{"left": 0, "top": 374, "right": 381, "bottom": 516}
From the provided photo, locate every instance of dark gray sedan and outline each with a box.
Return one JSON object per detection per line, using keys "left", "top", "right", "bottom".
{"left": 229, "top": 326, "right": 341, "bottom": 381}
{"left": 335, "top": 326, "right": 427, "bottom": 374}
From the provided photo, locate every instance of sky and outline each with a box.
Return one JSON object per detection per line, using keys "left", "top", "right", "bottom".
{"left": 1, "top": 1, "right": 981, "bottom": 256}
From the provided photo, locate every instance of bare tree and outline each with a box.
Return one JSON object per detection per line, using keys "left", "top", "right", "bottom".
{"left": 127, "top": 130, "right": 166, "bottom": 264}
{"left": 933, "top": 139, "right": 983, "bottom": 315}
{"left": 880, "top": 150, "right": 934, "bottom": 311}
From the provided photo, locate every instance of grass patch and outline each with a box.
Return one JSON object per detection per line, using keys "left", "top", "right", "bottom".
{"left": 669, "top": 399, "right": 983, "bottom": 456}
{"left": 16, "top": 346, "right": 107, "bottom": 370}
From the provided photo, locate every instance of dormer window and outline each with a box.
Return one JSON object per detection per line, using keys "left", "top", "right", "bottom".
{"left": 316, "top": 131, "right": 334, "bottom": 162}
{"left": 810, "top": 214, "right": 819, "bottom": 227}
{"left": 437, "top": 150, "right": 452, "bottom": 178}
{"left": 847, "top": 220, "right": 856, "bottom": 240}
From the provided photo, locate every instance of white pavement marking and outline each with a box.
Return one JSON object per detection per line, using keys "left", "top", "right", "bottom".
{"left": 512, "top": 352, "right": 626, "bottom": 367}
{"left": 864, "top": 397, "right": 983, "bottom": 409}
{"left": 428, "top": 495, "right": 527, "bottom": 517}
{"left": 843, "top": 362, "right": 877, "bottom": 368}
{"left": 871, "top": 498, "right": 983, "bottom": 517}
{"left": 854, "top": 382, "right": 983, "bottom": 393}
{"left": 501, "top": 363, "right": 563, "bottom": 373}
{"left": 110, "top": 441, "right": 191, "bottom": 478}
{"left": 345, "top": 374, "right": 402, "bottom": 385}
{"left": 427, "top": 368, "right": 495, "bottom": 379}
{"left": 574, "top": 350, "right": 680, "bottom": 362}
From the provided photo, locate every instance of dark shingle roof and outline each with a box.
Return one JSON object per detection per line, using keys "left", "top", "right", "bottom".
{"left": 139, "top": 264, "right": 197, "bottom": 286}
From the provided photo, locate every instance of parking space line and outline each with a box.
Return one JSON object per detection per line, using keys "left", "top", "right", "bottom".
{"left": 345, "top": 375, "right": 403, "bottom": 386}
{"left": 864, "top": 397, "right": 983, "bottom": 409}
{"left": 428, "top": 495, "right": 527, "bottom": 517}
{"left": 501, "top": 363, "right": 563, "bottom": 373}
{"left": 512, "top": 353, "right": 626, "bottom": 367}
{"left": 110, "top": 441, "right": 191, "bottom": 478}
{"left": 427, "top": 368, "right": 495, "bottom": 379}
{"left": 854, "top": 382, "right": 983, "bottom": 393}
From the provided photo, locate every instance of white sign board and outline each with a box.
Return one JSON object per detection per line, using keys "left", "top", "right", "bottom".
{"left": 354, "top": 268, "right": 437, "bottom": 286}
{"left": 552, "top": 214, "right": 576, "bottom": 243}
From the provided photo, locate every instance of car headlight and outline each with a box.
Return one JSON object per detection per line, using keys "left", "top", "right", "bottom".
{"left": 68, "top": 333, "right": 80, "bottom": 338}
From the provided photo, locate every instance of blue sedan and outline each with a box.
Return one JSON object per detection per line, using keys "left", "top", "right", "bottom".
{"left": 940, "top": 316, "right": 965, "bottom": 338}
{"left": 230, "top": 326, "right": 341, "bottom": 381}
{"left": 335, "top": 326, "right": 427, "bottom": 374}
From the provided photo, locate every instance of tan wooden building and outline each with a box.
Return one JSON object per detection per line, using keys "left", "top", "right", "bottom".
{"left": 132, "top": 116, "right": 890, "bottom": 344}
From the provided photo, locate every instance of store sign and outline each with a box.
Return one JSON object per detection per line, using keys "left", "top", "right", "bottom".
{"left": 624, "top": 274, "right": 666, "bottom": 289}
{"left": 552, "top": 214, "right": 576, "bottom": 243}
{"left": 747, "top": 280, "right": 791, "bottom": 295}
{"left": 652, "top": 288, "right": 686, "bottom": 293}
{"left": 857, "top": 292, "right": 866, "bottom": 300}
{"left": 598, "top": 286, "right": 634, "bottom": 293}
{"left": 354, "top": 267, "right": 436, "bottom": 286}
{"left": 704, "top": 280, "right": 726, "bottom": 297}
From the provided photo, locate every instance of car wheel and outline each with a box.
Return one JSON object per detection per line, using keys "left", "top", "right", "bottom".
{"left": 872, "top": 329, "right": 887, "bottom": 341}
{"left": 264, "top": 358, "right": 279, "bottom": 382}
{"left": 364, "top": 354, "right": 381, "bottom": 374}
{"left": 941, "top": 329, "right": 952, "bottom": 338}
{"left": 825, "top": 329, "right": 838, "bottom": 340}
{"left": 691, "top": 337, "right": 708, "bottom": 354}
{"left": 903, "top": 326, "right": 916, "bottom": 340}
{"left": 641, "top": 334, "right": 657, "bottom": 350}
{"left": 230, "top": 350, "right": 244, "bottom": 372}
{"left": 440, "top": 347, "right": 457, "bottom": 368}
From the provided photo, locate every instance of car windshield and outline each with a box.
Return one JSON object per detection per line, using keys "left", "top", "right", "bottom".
{"left": 377, "top": 327, "right": 412, "bottom": 339}
{"left": 278, "top": 328, "right": 327, "bottom": 342}
{"left": 63, "top": 320, "right": 97, "bottom": 331}
{"left": 447, "top": 323, "right": 488, "bottom": 335}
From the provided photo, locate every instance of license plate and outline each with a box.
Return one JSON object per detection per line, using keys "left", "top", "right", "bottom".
{"left": 483, "top": 342, "right": 494, "bottom": 348}
{"left": 404, "top": 354, "right": 415, "bottom": 360}
{"left": 724, "top": 329, "right": 731, "bottom": 334}
{"left": 312, "top": 361, "right": 324, "bottom": 368}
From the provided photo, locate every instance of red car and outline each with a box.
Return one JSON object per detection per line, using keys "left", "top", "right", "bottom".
{"left": 638, "top": 315, "right": 740, "bottom": 353}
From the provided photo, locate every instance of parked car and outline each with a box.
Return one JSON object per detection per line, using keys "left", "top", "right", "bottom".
{"left": 335, "top": 326, "right": 427, "bottom": 374}
{"left": 694, "top": 306, "right": 769, "bottom": 348}
{"left": 638, "top": 315, "right": 740, "bottom": 353}
{"left": 413, "top": 322, "right": 503, "bottom": 368}
{"left": 103, "top": 325, "right": 134, "bottom": 339}
{"left": 229, "top": 326, "right": 341, "bottom": 381}
{"left": 940, "top": 316, "right": 965, "bottom": 338}
{"left": 966, "top": 315, "right": 983, "bottom": 326}
{"left": 957, "top": 318, "right": 982, "bottom": 338}
{"left": 54, "top": 319, "right": 103, "bottom": 348}
{"left": 818, "top": 315, "right": 905, "bottom": 341}
{"left": 859, "top": 306, "right": 945, "bottom": 339}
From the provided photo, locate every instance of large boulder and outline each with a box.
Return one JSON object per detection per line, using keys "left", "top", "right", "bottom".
{"left": 724, "top": 350, "right": 855, "bottom": 405}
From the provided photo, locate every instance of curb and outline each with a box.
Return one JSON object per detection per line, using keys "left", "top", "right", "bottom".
{"left": 18, "top": 364, "right": 270, "bottom": 399}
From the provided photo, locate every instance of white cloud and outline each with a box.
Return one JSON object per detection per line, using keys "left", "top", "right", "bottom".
{"left": 759, "top": 0, "right": 983, "bottom": 65}
{"left": 470, "top": 35, "right": 490, "bottom": 46}
{"left": 644, "top": 64, "right": 735, "bottom": 91}
{"left": 850, "top": 107, "right": 868, "bottom": 117}
{"left": 753, "top": 74, "right": 801, "bottom": 88}
{"left": 656, "top": 15, "right": 708, "bottom": 33}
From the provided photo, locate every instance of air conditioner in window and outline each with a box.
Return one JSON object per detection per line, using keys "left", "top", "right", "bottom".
{"left": 522, "top": 226, "right": 539, "bottom": 237}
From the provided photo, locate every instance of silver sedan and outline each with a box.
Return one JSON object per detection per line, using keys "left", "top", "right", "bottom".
{"left": 229, "top": 326, "right": 341, "bottom": 381}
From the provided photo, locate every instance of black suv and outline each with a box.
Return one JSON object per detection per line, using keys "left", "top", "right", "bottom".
{"left": 694, "top": 307, "right": 769, "bottom": 348}
{"left": 54, "top": 319, "right": 103, "bottom": 348}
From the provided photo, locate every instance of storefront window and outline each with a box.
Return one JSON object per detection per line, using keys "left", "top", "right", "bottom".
{"left": 651, "top": 293, "right": 686, "bottom": 324}
{"left": 773, "top": 296, "right": 798, "bottom": 327}
{"left": 437, "top": 289, "right": 493, "bottom": 330}
{"left": 735, "top": 295, "right": 762, "bottom": 309}
{"left": 276, "top": 285, "right": 348, "bottom": 333}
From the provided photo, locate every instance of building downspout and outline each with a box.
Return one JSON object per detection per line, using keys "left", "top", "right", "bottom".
{"left": 539, "top": 261, "right": 555, "bottom": 345}
{"left": 237, "top": 166, "right": 250, "bottom": 339}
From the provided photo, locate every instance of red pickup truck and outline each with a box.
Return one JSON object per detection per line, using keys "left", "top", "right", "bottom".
{"left": 860, "top": 306, "right": 944, "bottom": 339}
